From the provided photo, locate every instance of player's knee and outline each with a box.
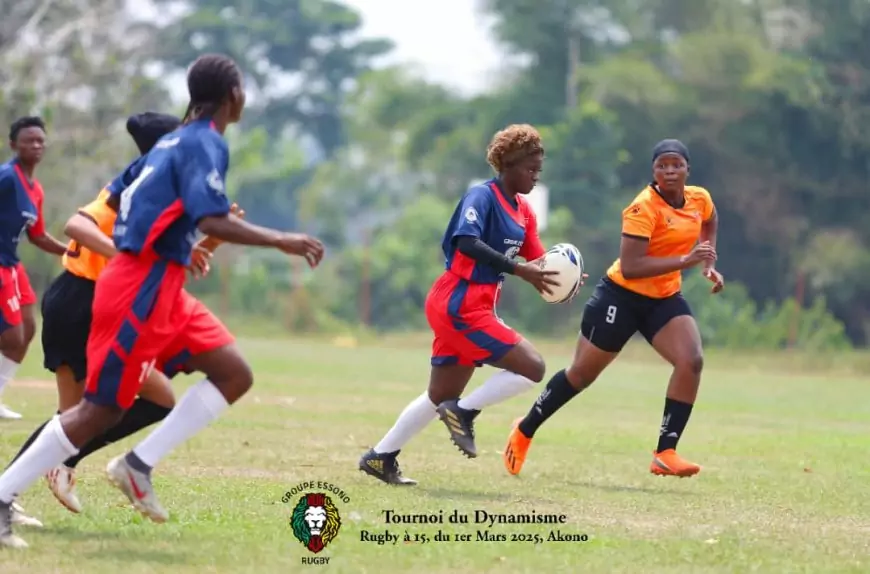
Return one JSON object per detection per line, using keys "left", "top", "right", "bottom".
{"left": 566, "top": 362, "right": 597, "bottom": 389}
{"left": 62, "top": 401, "right": 124, "bottom": 445}
{"left": 675, "top": 351, "right": 704, "bottom": 377}
{"left": 512, "top": 349, "right": 545, "bottom": 383}
{"left": 210, "top": 358, "right": 254, "bottom": 404}
{"left": 526, "top": 353, "right": 546, "bottom": 383}
{"left": 0, "top": 326, "right": 26, "bottom": 359}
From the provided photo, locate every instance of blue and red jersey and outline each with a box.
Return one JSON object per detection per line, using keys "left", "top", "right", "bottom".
{"left": 0, "top": 159, "right": 46, "bottom": 266}
{"left": 440, "top": 179, "right": 545, "bottom": 283}
{"left": 110, "top": 119, "right": 230, "bottom": 265}
{"left": 434, "top": 179, "right": 545, "bottom": 314}
{"left": 106, "top": 155, "right": 147, "bottom": 196}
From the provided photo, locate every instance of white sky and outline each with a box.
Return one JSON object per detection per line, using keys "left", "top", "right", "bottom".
{"left": 341, "top": 0, "right": 503, "bottom": 95}
{"left": 134, "top": 0, "right": 505, "bottom": 99}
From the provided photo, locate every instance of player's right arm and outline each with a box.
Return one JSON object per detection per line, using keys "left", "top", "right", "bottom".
{"left": 451, "top": 187, "right": 556, "bottom": 292}
{"left": 196, "top": 203, "right": 245, "bottom": 253}
{"left": 179, "top": 135, "right": 324, "bottom": 267}
{"left": 451, "top": 187, "right": 520, "bottom": 275}
{"left": 619, "top": 199, "right": 715, "bottom": 279}
{"left": 64, "top": 213, "right": 116, "bottom": 259}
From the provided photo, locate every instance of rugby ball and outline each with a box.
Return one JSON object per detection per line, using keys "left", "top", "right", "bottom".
{"left": 539, "top": 243, "right": 584, "bottom": 304}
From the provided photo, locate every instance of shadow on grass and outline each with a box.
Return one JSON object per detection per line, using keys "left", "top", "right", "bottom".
{"left": 86, "top": 546, "right": 190, "bottom": 565}
{"left": 567, "top": 479, "right": 698, "bottom": 496}
{"left": 33, "top": 526, "right": 190, "bottom": 565}
{"left": 36, "top": 525, "right": 123, "bottom": 542}
{"left": 417, "top": 487, "right": 517, "bottom": 503}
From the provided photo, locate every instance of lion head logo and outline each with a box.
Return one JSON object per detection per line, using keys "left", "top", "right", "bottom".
{"left": 290, "top": 493, "right": 341, "bottom": 554}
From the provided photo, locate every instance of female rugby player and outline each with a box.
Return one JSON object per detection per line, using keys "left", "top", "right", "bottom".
{"left": 5, "top": 113, "right": 222, "bottom": 524}
{"left": 0, "top": 54, "right": 323, "bottom": 548}
{"left": 504, "top": 139, "right": 724, "bottom": 478}
{"left": 360, "top": 124, "right": 563, "bottom": 485}
{"left": 0, "top": 117, "right": 68, "bottom": 420}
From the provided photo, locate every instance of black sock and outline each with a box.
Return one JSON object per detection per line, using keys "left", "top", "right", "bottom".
{"left": 518, "top": 370, "right": 580, "bottom": 438}
{"left": 125, "top": 450, "right": 152, "bottom": 476}
{"left": 64, "top": 399, "right": 171, "bottom": 469}
{"left": 656, "top": 398, "right": 693, "bottom": 452}
{"left": 6, "top": 411, "right": 58, "bottom": 470}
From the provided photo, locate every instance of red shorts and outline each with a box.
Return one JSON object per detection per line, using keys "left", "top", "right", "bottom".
{"left": 84, "top": 254, "right": 233, "bottom": 409}
{"left": 0, "top": 263, "right": 37, "bottom": 332}
{"left": 425, "top": 273, "right": 521, "bottom": 367}
{"left": 157, "top": 290, "right": 235, "bottom": 378}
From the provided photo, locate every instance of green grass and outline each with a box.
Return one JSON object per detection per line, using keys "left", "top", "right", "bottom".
{"left": 1, "top": 336, "right": 869, "bottom": 573}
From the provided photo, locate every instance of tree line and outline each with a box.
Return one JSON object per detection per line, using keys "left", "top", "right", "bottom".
{"left": 5, "top": 0, "right": 867, "bottom": 349}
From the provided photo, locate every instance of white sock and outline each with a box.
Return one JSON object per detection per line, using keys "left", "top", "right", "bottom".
{"left": 458, "top": 370, "right": 536, "bottom": 411}
{"left": 132, "top": 379, "right": 229, "bottom": 468}
{"left": 0, "top": 356, "right": 21, "bottom": 396}
{"left": 374, "top": 393, "right": 437, "bottom": 454}
{"left": 0, "top": 416, "right": 78, "bottom": 503}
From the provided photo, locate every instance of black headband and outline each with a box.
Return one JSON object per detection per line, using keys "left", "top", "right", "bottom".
{"left": 652, "top": 139, "right": 690, "bottom": 164}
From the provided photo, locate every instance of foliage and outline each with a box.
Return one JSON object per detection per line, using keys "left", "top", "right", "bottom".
{"left": 8, "top": 0, "right": 870, "bottom": 348}
{"left": 681, "top": 272, "right": 851, "bottom": 351}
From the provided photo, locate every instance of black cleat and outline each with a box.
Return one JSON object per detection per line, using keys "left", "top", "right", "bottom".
{"left": 358, "top": 449, "right": 418, "bottom": 485}
{"left": 436, "top": 399, "right": 478, "bottom": 458}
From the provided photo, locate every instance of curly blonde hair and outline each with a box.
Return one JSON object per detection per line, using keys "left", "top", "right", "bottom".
{"left": 486, "top": 124, "right": 544, "bottom": 173}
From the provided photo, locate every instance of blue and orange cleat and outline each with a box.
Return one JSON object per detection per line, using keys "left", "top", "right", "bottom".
{"left": 649, "top": 449, "right": 701, "bottom": 478}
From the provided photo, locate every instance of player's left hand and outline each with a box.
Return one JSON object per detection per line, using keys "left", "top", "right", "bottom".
{"left": 188, "top": 245, "right": 212, "bottom": 279}
{"left": 533, "top": 257, "right": 589, "bottom": 288}
{"left": 704, "top": 267, "right": 724, "bottom": 294}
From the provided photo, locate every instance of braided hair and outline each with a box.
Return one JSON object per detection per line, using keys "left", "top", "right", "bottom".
{"left": 182, "top": 54, "right": 243, "bottom": 124}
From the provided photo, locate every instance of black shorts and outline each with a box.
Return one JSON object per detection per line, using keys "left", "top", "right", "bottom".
{"left": 41, "top": 270, "right": 95, "bottom": 382}
{"left": 580, "top": 277, "right": 692, "bottom": 353}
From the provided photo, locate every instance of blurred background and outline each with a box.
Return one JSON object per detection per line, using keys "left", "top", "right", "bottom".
{"left": 4, "top": 0, "right": 868, "bottom": 352}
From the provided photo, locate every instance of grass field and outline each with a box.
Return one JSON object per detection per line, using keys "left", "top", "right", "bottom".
{"left": 1, "top": 334, "right": 869, "bottom": 573}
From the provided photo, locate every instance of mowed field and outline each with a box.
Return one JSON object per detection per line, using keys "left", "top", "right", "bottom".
{"left": 1, "top": 333, "right": 870, "bottom": 574}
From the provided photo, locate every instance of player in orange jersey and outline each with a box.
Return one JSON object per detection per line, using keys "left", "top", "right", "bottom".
{"left": 504, "top": 139, "right": 725, "bottom": 478}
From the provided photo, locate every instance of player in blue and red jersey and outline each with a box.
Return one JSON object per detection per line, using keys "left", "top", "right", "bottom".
{"left": 360, "top": 124, "right": 566, "bottom": 485}
{"left": 0, "top": 54, "right": 324, "bottom": 548}
{"left": 0, "top": 117, "right": 68, "bottom": 420}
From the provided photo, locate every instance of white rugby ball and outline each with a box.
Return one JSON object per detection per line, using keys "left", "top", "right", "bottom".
{"left": 539, "top": 243, "right": 585, "bottom": 304}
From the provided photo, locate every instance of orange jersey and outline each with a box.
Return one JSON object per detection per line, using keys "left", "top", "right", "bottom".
{"left": 606, "top": 185, "right": 715, "bottom": 299}
{"left": 62, "top": 189, "right": 117, "bottom": 281}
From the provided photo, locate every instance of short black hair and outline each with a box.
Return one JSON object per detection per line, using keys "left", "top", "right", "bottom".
{"left": 183, "top": 54, "right": 242, "bottom": 123}
{"left": 10, "top": 116, "right": 46, "bottom": 142}
{"left": 126, "top": 112, "right": 182, "bottom": 155}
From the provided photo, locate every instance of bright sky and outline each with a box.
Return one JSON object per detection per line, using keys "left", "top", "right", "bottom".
{"left": 341, "top": 0, "right": 503, "bottom": 95}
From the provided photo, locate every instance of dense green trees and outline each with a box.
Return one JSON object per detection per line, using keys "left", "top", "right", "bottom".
{"left": 7, "top": 0, "right": 867, "bottom": 348}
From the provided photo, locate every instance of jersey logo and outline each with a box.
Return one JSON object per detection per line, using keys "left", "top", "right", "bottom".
{"left": 206, "top": 169, "right": 225, "bottom": 195}
{"left": 464, "top": 207, "right": 479, "bottom": 223}
{"left": 155, "top": 137, "right": 180, "bottom": 149}
{"left": 13, "top": 211, "right": 37, "bottom": 243}
{"left": 505, "top": 246, "right": 520, "bottom": 260}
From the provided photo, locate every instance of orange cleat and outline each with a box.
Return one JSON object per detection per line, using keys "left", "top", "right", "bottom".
{"left": 503, "top": 418, "right": 532, "bottom": 476}
{"left": 649, "top": 449, "right": 701, "bottom": 478}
